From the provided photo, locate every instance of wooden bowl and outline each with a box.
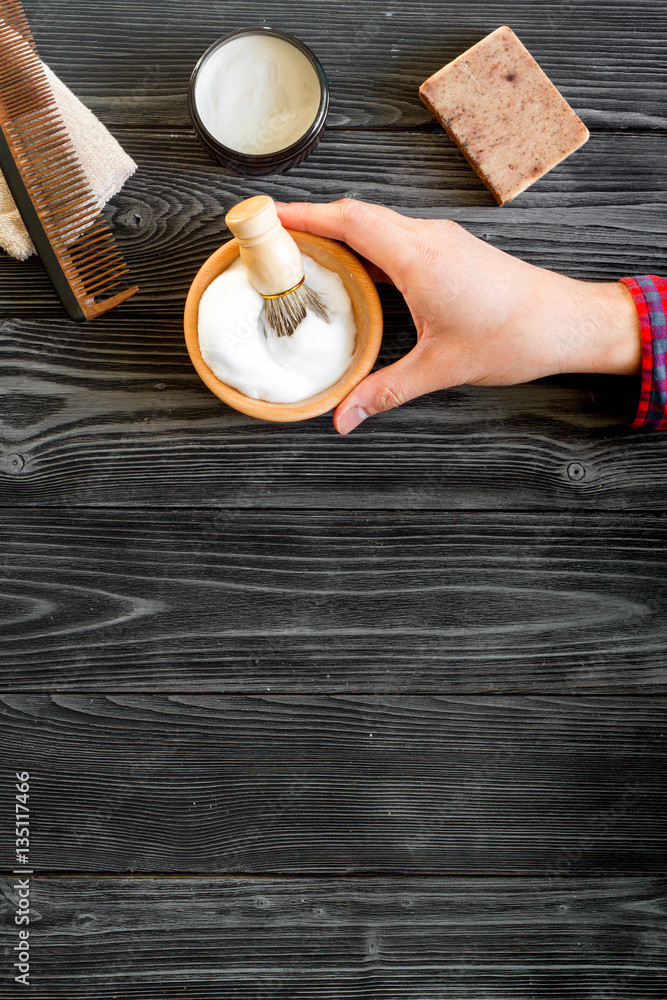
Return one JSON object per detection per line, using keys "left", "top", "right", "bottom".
{"left": 183, "top": 231, "right": 383, "bottom": 421}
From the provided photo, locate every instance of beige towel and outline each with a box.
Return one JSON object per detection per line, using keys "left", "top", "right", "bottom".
{"left": 0, "top": 63, "right": 137, "bottom": 260}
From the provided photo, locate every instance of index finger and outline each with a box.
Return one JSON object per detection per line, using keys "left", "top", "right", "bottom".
{"left": 275, "top": 199, "right": 419, "bottom": 281}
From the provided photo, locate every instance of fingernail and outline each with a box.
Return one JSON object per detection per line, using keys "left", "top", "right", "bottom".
{"left": 337, "top": 406, "right": 369, "bottom": 435}
{"left": 273, "top": 201, "right": 286, "bottom": 208}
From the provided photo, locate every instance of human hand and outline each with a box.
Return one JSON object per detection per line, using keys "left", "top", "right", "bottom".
{"left": 275, "top": 199, "right": 641, "bottom": 434}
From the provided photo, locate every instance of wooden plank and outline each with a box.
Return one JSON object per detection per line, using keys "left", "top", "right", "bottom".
{"left": 1, "top": 130, "right": 666, "bottom": 511}
{"left": 24, "top": 0, "right": 667, "bottom": 131}
{"left": 1, "top": 129, "right": 665, "bottom": 317}
{"left": 0, "top": 694, "right": 664, "bottom": 874}
{"left": 0, "top": 511, "right": 666, "bottom": 691}
{"left": 2, "top": 313, "right": 667, "bottom": 508}
{"left": 0, "top": 876, "right": 665, "bottom": 997}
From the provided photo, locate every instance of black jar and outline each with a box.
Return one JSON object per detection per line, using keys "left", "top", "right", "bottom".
{"left": 188, "top": 26, "right": 329, "bottom": 176}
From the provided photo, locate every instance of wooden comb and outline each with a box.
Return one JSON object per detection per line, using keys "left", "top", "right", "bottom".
{"left": 0, "top": 0, "right": 138, "bottom": 320}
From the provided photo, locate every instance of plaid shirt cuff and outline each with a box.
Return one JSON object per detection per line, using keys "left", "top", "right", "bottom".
{"left": 619, "top": 275, "right": 667, "bottom": 430}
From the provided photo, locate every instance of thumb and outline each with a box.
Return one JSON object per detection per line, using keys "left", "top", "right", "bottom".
{"left": 334, "top": 346, "right": 434, "bottom": 434}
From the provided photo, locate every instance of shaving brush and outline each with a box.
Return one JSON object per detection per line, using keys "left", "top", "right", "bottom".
{"left": 225, "top": 195, "right": 330, "bottom": 338}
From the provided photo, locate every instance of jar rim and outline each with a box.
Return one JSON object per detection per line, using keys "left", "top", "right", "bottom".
{"left": 188, "top": 26, "right": 329, "bottom": 165}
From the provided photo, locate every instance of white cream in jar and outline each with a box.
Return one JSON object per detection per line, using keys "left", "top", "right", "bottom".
{"left": 198, "top": 254, "right": 357, "bottom": 404}
{"left": 194, "top": 34, "right": 321, "bottom": 155}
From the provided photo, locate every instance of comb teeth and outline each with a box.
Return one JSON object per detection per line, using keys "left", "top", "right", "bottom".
{"left": 0, "top": 0, "right": 137, "bottom": 319}
{"left": 0, "top": 0, "right": 37, "bottom": 52}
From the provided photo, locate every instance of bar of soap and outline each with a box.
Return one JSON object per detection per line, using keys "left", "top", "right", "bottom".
{"left": 419, "top": 25, "right": 589, "bottom": 205}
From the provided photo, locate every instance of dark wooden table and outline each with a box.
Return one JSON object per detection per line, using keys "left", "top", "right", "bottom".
{"left": 1, "top": 1, "right": 666, "bottom": 996}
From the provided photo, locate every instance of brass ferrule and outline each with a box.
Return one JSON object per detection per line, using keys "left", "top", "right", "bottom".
{"left": 261, "top": 276, "right": 305, "bottom": 300}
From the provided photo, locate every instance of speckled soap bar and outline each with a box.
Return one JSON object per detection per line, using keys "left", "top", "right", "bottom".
{"left": 419, "top": 25, "right": 589, "bottom": 205}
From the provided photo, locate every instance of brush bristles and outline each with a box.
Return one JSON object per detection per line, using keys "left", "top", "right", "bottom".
{"left": 261, "top": 284, "right": 330, "bottom": 338}
{"left": 0, "top": 0, "right": 136, "bottom": 315}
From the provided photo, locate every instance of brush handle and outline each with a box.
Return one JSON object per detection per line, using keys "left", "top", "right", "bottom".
{"left": 225, "top": 196, "right": 304, "bottom": 297}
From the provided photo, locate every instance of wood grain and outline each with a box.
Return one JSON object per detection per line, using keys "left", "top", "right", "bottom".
{"left": 1, "top": 876, "right": 665, "bottom": 997}
{"left": 1, "top": 2, "right": 665, "bottom": 995}
{"left": 0, "top": 511, "right": 666, "bottom": 691}
{"left": 1, "top": 129, "right": 665, "bottom": 317}
{"left": 1, "top": 132, "right": 666, "bottom": 510}
{"left": 2, "top": 310, "right": 666, "bottom": 507}
{"left": 23, "top": 0, "right": 667, "bottom": 131}
{"left": 0, "top": 694, "right": 664, "bottom": 874}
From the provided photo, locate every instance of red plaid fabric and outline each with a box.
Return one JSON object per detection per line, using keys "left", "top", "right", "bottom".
{"left": 619, "top": 275, "right": 667, "bottom": 430}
